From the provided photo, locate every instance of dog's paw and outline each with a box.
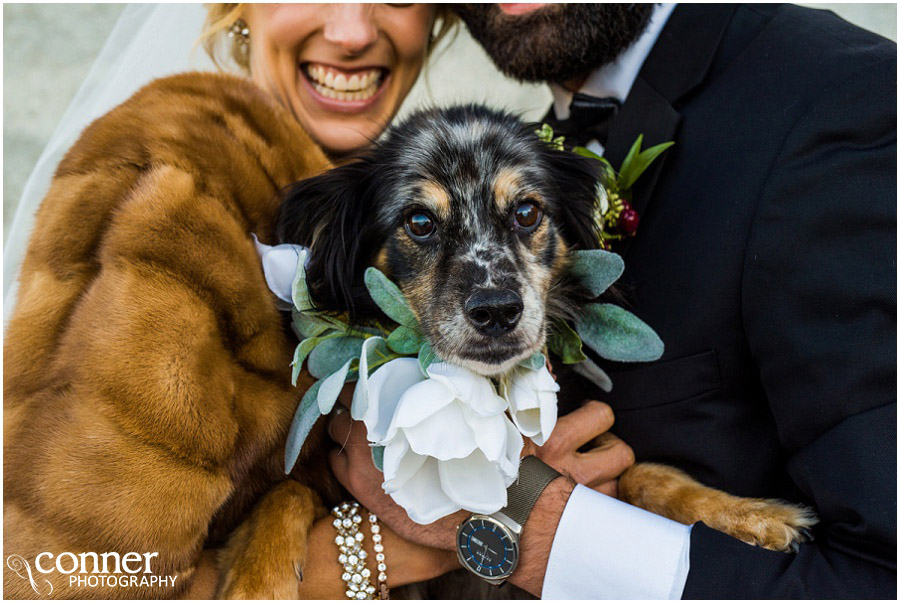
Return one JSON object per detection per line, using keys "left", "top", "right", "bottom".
{"left": 720, "top": 499, "right": 818, "bottom": 553}
{"left": 216, "top": 481, "right": 321, "bottom": 599}
{"left": 218, "top": 551, "right": 303, "bottom": 600}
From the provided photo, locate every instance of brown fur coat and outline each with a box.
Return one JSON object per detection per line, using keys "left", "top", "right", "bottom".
{"left": 4, "top": 72, "right": 331, "bottom": 598}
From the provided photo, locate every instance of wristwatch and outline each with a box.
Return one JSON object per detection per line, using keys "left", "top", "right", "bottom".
{"left": 456, "top": 456, "right": 561, "bottom": 585}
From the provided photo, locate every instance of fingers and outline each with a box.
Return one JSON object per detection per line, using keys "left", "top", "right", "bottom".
{"left": 543, "top": 400, "right": 615, "bottom": 457}
{"left": 329, "top": 447, "right": 350, "bottom": 485}
{"left": 578, "top": 434, "right": 635, "bottom": 487}
{"left": 328, "top": 406, "right": 352, "bottom": 444}
{"left": 593, "top": 479, "right": 618, "bottom": 498}
{"left": 328, "top": 407, "right": 369, "bottom": 449}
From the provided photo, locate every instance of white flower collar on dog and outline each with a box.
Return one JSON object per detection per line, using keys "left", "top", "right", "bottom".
{"left": 252, "top": 233, "right": 307, "bottom": 311}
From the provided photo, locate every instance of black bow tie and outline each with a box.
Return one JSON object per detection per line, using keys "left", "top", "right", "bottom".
{"left": 547, "top": 93, "right": 622, "bottom": 148}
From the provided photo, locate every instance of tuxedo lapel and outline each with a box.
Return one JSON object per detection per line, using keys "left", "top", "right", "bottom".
{"left": 604, "top": 4, "right": 737, "bottom": 255}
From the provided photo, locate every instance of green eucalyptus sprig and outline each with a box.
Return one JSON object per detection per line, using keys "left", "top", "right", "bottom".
{"left": 536, "top": 124, "right": 674, "bottom": 250}
{"left": 284, "top": 247, "right": 664, "bottom": 474}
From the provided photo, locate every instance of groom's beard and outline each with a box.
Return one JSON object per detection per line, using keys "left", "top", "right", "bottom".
{"left": 454, "top": 4, "right": 654, "bottom": 84}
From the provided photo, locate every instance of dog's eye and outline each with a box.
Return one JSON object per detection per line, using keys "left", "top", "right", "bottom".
{"left": 406, "top": 212, "right": 435, "bottom": 239}
{"left": 514, "top": 201, "right": 542, "bottom": 230}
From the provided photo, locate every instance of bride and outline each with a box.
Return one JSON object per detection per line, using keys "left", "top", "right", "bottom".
{"left": 3, "top": 4, "right": 462, "bottom": 599}
{"left": 4, "top": 4, "right": 632, "bottom": 600}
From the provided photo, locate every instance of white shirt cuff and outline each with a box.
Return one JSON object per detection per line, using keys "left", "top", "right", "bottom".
{"left": 541, "top": 484, "right": 692, "bottom": 599}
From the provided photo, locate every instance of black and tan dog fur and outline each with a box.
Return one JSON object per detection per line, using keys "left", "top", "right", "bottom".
{"left": 278, "top": 105, "right": 817, "bottom": 560}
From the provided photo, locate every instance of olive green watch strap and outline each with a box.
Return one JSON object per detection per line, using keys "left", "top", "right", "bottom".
{"left": 499, "top": 456, "right": 561, "bottom": 527}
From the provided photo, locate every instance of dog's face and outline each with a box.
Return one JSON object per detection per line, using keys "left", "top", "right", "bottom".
{"left": 278, "top": 105, "right": 601, "bottom": 376}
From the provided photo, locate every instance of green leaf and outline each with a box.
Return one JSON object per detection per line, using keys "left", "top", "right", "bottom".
{"left": 573, "top": 358, "right": 613, "bottom": 393}
{"left": 572, "top": 147, "right": 615, "bottom": 189}
{"left": 619, "top": 140, "right": 675, "bottom": 192}
{"left": 307, "top": 336, "right": 365, "bottom": 379}
{"left": 386, "top": 325, "right": 426, "bottom": 354}
{"left": 291, "top": 337, "right": 320, "bottom": 386}
{"left": 284, "top": 379, "right": 322, "bottom": 473}
{"left": 546, "top": 319, "right": 588, "bottom": 364}
{"left": 364, "top": 268, "right": 419, "bottom": 328}
{"left": 417, "top": 342, "right": 437, "bottom": 375}
{"left": 291, "top": 309, "right": 331, "bottom": 339}
{"left": 572, "top": 145, "right": 603, "bottom": 161}
{"left": 372, "top": 445, "right": 385, "bottom": 471}
{"left": 291, "top": 248, "right": 312, "bottom": 311}
{"left": 518, "top": 353, "right": 546, "bottom": 372}
{"left": 568, "top": 249, "right": 625, "bottom": 297}
{"left": 617, "top": 135, "right": 644, "bottom": 191}
{"left": 317, "top": 359, "right": 352, "bottom": 415}
{"left": 575, "top": 303, "right": 664, "bottom": 362}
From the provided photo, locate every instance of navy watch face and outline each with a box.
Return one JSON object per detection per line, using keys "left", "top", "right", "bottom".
{"left": 457, "top": 515, "right": 518, "bottom": 580}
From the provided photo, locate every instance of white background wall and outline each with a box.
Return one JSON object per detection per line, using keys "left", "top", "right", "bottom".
{"left": 4, "top": 3, "right": 896, "bottom": 240}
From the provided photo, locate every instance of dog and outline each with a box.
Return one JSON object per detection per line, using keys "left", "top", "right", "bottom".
{"left": 277, "top": 104, "right": 817, "bottom": 564}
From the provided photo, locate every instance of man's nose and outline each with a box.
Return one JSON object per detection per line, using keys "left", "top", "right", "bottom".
{"left": 464, "top": 288, "right": 524, "bottom": 337}
{"left": 323, "top": 4, "right": 379, "bottom": 56}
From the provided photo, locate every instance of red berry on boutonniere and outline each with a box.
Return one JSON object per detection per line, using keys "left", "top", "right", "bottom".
{"left": 619, "top": 205, "right": 640, "bottom": 235}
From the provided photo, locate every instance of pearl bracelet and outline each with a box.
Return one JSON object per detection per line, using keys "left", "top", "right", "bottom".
{"left": 332, "top": 502, "right": 376, "bottom": 600}
{"left": 367, "top": 513, "right": 389, "bottom": 599}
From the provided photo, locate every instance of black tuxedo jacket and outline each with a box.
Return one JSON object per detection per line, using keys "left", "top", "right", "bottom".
{"left": 557, "top": 4, "right": 896, "bottom": 598}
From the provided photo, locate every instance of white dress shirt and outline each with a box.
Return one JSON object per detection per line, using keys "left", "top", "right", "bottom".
{"left": 541, "top": 4, "right": 693, "bottom": 600}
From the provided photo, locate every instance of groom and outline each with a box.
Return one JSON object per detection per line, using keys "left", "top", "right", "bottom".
{"left": 332, "top": 3, "right": 896, "bottom": 598}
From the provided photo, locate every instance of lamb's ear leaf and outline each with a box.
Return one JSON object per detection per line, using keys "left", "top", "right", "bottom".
{"left": 546, "top": 319, "right": 588, "bottom": 364}
{"left": 291, "top": 337, "right": 321, "bottom": 386}
{"left": 308, "top": 336, "right": 365, "bottom": 379}
{"left": 575, "top": 303, "right": 664, "bottom": 362}
{"left": 291, "top": 248, "right": 312, "bottom": 311}
{"left": 417, "top": 343, "right": 437, "bottom": 375}
{"left": 386, "top": 325, "right": 425, "bottom": 354}
{"left": 371, "top": 446, "right": 385, "bottom": 472}
{"left": 518, "top": 353, "right": 546, "bottom": 372}
{"left": 572, "top": 357, "right": 614, "bottom": 393}
{"left": 568, "top": 249, "right": 625, "bottom": 297}
{"left": 284, "top": 379, "right": 322, "bottom": 473}
{"left": 364, "top": 268, "right": 418, "bottom": 328}
{"left": 317, "top": 359, "right": 353, "bottom": 415}
{"left": 292, "top": 309, "right": 331, "bottom": 339}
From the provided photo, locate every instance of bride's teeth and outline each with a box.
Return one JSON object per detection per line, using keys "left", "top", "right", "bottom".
{"left": 308, "top": 64, "right": 384, "bottom": 101}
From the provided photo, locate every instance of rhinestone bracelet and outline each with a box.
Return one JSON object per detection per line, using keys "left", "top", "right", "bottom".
{"left": 332, "top": 502, "right": 376, "bottom": 600}
{"left": 368, "top": 513, "right": 389, "bottom": 599}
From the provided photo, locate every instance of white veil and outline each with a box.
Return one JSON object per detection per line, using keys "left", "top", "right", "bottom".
{"left": 3, "top": 3, "right": 225, "bottom": 322}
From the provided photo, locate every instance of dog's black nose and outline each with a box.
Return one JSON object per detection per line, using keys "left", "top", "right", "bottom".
{"left": 464, "top": 289, "right": 523, "bottom": 337}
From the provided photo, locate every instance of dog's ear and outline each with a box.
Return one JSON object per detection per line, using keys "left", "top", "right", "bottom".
{"left": 544, "top": 148, "right": 607, "bottom": 251}
{"left": 276, "top": 159, "right": 376, "bottom": 319}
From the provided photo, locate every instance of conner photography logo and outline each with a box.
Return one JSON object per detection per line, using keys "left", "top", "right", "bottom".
{"left": 6, "top": 551, "right": 178, "bottom": 595}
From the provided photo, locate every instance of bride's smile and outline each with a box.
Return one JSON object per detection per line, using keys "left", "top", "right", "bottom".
{"left": 244, "top": 4, "right": 435, "bottom": 156}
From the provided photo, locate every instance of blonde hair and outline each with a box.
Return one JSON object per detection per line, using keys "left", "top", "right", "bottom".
{"left": 199, "top": 4, "right": 458, "bottom": 73}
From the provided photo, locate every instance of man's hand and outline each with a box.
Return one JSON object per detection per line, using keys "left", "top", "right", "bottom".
{"left": 528, "top": 400, "right": 635, "bottom": 497}
{"left": 328, "top": 399, "right": 634, "bottom": 547}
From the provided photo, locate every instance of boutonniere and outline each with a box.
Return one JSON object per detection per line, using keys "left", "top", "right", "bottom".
{"left": 535, "top": 124, "right": 674, "bottom": 250}
{"left": 283, "top": 245, "right": 663, "bottom": 523}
